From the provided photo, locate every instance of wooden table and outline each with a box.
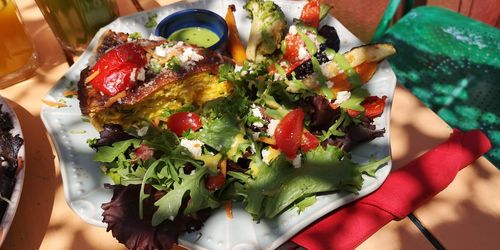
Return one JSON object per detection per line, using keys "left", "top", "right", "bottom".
{"left": 1, "top": 0, "right": 498, "bottom": 249}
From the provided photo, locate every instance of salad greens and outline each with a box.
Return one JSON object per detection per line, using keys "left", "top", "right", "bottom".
{"left": 89, "top": 0, "right": 395, "bottom": 249}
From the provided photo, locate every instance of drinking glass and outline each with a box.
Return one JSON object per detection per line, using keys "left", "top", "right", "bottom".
{"left": 0, "top": 0, "right": 38, "bottom": 88}
{"left": 34, "top": 0, "right": 120, "bottom": 58}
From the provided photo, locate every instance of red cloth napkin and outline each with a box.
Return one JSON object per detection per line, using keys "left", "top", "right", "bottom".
{"left": 291, "top": 129, "right": 492, "bottom": 250}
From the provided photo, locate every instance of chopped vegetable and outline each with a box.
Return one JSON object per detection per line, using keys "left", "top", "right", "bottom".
{"left": 225, "top": 5, "right": 246, "bottom": 65}
{"left": 244, "top": 0, "right": 286, "bottom": 62}
{"left": 300, "top": 0, "right": 321, "bottom": 28}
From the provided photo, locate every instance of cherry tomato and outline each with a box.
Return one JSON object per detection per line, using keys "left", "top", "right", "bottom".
{"left": 301, "top": 130, "right": 319, "bottom": 152}
{"left": 274, "top": 109, "right": 305, "bottom": 159}
{"left": 134, "top": 144, "right": 154, "bottom": 162}
{"left": 205, "top": 172, "right": 225, "bottom": 191}
{"left": 300, "top": 0, "right": 320, "bottom": 28}
{"left": 347, "top": 96, "right": 387, "bottom": 118}
{"left": 90, "top": 43, "right": 147, "bottom": 96}
{"left": 283, "top": 33, "right": 309, "bottom": 69}
{"left": 167, "top": 112, "right": 203, "bottom": 136}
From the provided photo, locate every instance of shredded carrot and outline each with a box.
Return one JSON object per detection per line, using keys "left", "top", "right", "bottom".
{"left": 225, "top": 200, "right": 233, "bottom": 219}
{"left": 63, "top": 90, "right": 78, "bottom": 97}
{"left": 42, "top": 99, "right": 67, "bottom": 108}
{"left": 85, "top": 70, "right": 100, "bottom": 84}
{"left": 258, "top": 137, "right": 276, "bottom": 145}
{"left": 219, "top": 159, "right": 227, "bottom": 177}
{"left": 103, "top": 91, "right": 127, "bottom": 108}
{"left": 144, "top": 47, "right": 161, "bottom": 60}
{"left": 225, "top": 5, "right": 246, "bottom": 65}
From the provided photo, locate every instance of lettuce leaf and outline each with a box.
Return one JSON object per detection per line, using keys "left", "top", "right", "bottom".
{"left": 152, "top": 167, "right": 219, "bottom": 226}
{"left": 237, "top": 153, "right": 389, "bottom": 219}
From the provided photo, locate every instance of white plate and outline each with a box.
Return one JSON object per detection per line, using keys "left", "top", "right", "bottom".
{"left": 40, "top": 0, "right": 396, "bottom": 249}
{"left": 0, "top": 96, "right": 25, "bottom": 246}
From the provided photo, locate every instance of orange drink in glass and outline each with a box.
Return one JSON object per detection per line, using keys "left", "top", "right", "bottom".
{"left": 0, "top": 0, "right": 37, "bottom": 88}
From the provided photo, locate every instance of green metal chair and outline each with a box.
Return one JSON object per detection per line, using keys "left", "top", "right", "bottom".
{"left": 372, "top": 1, "right": 500, "bottom": 168}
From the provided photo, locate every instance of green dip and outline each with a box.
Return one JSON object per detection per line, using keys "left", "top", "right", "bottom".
{"left": 168, "top": 27, "right": 220, "bottom": 48}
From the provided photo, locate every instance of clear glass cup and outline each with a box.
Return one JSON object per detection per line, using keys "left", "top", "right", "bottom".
{"left": 0, "top": 0, "right": 38, "bottom": 89}
{"left": 34, "top": 0, "right": 120, "bottom": 57}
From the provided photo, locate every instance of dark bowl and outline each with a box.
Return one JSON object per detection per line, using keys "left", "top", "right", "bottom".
{"left": 154, "top": 9, "right": 228, "bottom": 50}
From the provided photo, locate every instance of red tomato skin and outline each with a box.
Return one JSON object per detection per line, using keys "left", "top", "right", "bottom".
{"left": 363, "top": 96, "right": 387, "bottom": 118}
{"left": 300, "top": 0, "right": 320, "bottom": 27}
{"left": 90, "top": 43, "right": 147, "bottom": 96}
{"left": 134, "top": 144, "right": 155, "bottom": 162}
{"left": 167, "top": 112, "right": 203, "bottom": 136}
{"left": 205, "top": 172, "right": 225, "bottom": 191}
{"left": 347, "top": 96, "right": 387, "bottom": 118}
{"left": 274, "top": 109, "right": 305, "bottom": 159}
{"left": 301, "top": 130, "right": 319, "bottom": 152}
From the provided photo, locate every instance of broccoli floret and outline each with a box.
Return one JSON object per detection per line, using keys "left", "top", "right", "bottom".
{"left": 244, "top": 0, "right": 287, "bottom": 62}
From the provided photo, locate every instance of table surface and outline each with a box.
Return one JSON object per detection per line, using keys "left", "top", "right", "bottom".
{"left": 1, "top": 0, "right": 499, "bottom": 249}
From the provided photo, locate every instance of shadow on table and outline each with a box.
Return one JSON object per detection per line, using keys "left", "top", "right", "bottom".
{"left": 1, "top": 104, "right": 57, "bottom": 249}
{"left": 413, "top": 157, "right": 500, "bottom": 249}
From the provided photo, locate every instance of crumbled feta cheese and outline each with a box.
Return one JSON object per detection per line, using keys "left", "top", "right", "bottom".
{"left": 292, "top": 154, "right": 302, "bottom": 168}
{"left": 297, "top": 46, "right": 309, "bottom": 61}
{"left": 180, "top": 139, "right": 204, "bottom": 157}
{"left": 154, "top": 45, "right": 168, "bottom": 57}
{"left": 130, "top": 68, "right": 137, "bottom": 82}
{"left": 333, "top": 91, "right": 351, "bottom": 105}
{"left": 262, "top": 148, "right": 272, "bottom": 164}
{"left": 252, "top": 122, "right": 264, "bottom": 128}
{"left": 289, "top": 25, "right": 297, "bottom": 35}
{"left": 148, "top": 34, "right": 166, "bottom": 41}
{"left": 179, "top": 47, "right": 204, "bottom": 68}
{"left": 251, "top": 104, "right": 263, "bottom": 118}
{"left": 250, "top": 143, "right": 256, "bottom": 153}
{"left": 274, "top": 73, "right": 285, "bottom": 81}
{"left": 326, "top": 80, "right": 334, "bottom": 88}
{"left": 326, "top": 52, "right": 334, "bottom": 61}
{"left": 136, "top": 67, "right": 146, "bottom": 81}
{"left": 137, "top": 126, "right": 149, "bottom": 137}
{"left": 267, "top": 119, "right": 280, "bottom": 137}
{"left": 321, "top": 63, "right": 333, "bottom": 78}
{"left": 234, "top": 65, "right": 243, "bottom": 72}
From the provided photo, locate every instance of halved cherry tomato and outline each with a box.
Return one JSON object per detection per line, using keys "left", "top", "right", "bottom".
{"left": 167, "top": 112, "right": 202, "bottom": 136}
{"left": 347, "top": 96, "right": 387, "bottom": 118}
{"left": 205, "top": 172, "right": 225, "bottom": 191}
{"left": 274, "top": 109, "right": 304, "bottom": 159}
{"left": 301, "top": 130, "right": 319, "bottom": 152}
{"left": 134, "top": 144, "right": 154, "bottom": 162}
{"left": 90, "top": 43, "right": 147, "bottom": 96}
{"left": 300, "top": 0, "right": 320, "bottom": 28}
{"left": 285, "top": 34, "right": 310, "bottom": 67}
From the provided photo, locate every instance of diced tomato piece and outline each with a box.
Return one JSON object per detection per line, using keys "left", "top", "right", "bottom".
{"left": 134, "top": 144, "right": 154, "bottom": 162}
{"left": 283, "top": 33, "right": 309, "bottom": 67}
{"left": 301, "top": 130, "right": 319, "bottom": 152}
{"left": 167, "top": 112, "right": 203, "bottom": 136}
{"left": 300, "top": 0, "right": 320, "bottom": 28}
{"left": 347, "top": 96, "right": 387, "bottom": 118}
{"left": 274, "top": 109, "right": 305, "bottom": 159}
{"left": 363, "top": 96, "right": 387, "bottom": 118}
{"left": 89, "top": 43, "right": 147, "bottom": 96}
{"left": 205, "top": 172, "right": 225, "bottom": 191}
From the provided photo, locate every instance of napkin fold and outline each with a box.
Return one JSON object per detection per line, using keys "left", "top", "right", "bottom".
{"left": 291, "top": 129, "right": 492, "bottom": 250}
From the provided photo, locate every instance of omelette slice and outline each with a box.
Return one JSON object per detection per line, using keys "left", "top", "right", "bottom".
{"left": 78, "top": 30, "right": 233, "bottom": 130}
